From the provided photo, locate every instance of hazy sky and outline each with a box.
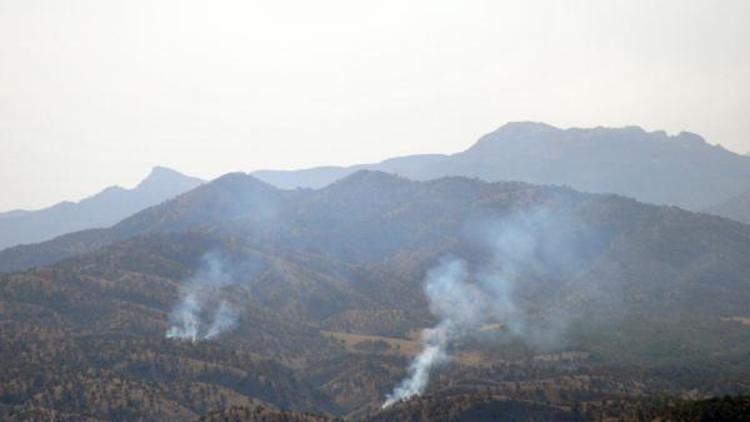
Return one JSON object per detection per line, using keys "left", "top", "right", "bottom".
{"left": 1, "top": 0, "right": 748, "bottom": 212}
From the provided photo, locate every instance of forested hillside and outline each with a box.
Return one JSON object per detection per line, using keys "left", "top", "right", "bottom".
{"left": 2, "top": 171, "right": 750, "bottom": 419}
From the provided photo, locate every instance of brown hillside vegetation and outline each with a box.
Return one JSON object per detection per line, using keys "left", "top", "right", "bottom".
{"left": 2, "top": 172, "right": 750, "bottom": 419}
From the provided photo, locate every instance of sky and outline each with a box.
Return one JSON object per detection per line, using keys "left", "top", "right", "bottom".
{"left": 1, "top": 0, "right": 748, "bottom": 212}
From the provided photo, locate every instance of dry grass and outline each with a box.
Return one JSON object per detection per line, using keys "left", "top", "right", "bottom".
{"left": 321, "top": 330, "right": 423, "bottom": 356}
{"left": 321, "top": 330, "right": 489, "bottom": 366}
{"left": 721, "top": 316, "right": 750, "bottom": 326}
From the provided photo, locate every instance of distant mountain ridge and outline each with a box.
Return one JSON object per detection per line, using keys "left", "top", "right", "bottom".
{"left": 253, "top": 122, "right": 750, "bottom": 212}
{"left": 0, "top": 166, "right": 203, "bottom": 250}
{"left": 3, "top": 170, "right": 750, "bottom": 418}
{"left": 3, "top": 169, "right": 750, "bottom": 319}
{"left": 708, "top": 188, "right": 750, "bottom": 225}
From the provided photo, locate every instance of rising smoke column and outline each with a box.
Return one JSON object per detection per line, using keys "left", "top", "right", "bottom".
{"left": 165, "top": 291, "right": 202, "bottom": 341}
{"left": 204, "top": 301, "right": 239, "bottom": 340}
{"left": 166, "top": 253, "right": 240, "bottom": 341}
{"left": 382, "top": 210, "right": 562, "bottom": 408}
{"left": 383, "top": 258, "right": 488, "bottom": 407}
{"left": 382, "top": 321, "right": 451, "bottom": 408}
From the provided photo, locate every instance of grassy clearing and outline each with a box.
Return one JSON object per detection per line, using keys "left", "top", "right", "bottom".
{"left": 321, "top": 330, "right": 489, "bottom": 366}
{"left": 322, "top": 330, "right": 422, "bottom": 356}
{"left": 721, "top": 316, "right": 750, "bottom": 326}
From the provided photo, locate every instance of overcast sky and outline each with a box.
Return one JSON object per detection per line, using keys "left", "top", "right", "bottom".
{"left": 1, "top": 0, "right": 748, "bottom": 212}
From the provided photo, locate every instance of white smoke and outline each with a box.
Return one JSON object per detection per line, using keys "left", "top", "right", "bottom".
{"left": 383, "top": 209, "right": 579, "bottom": 408}
{"left": 204, "top": 301, "right": 239, "bottom": 340}
{"left": 165, "top": 292, "right": 202, "bottom": 341}
{"left": 383, "top": 320, "right": 451, "bottom": 407}
{"left": 166, "top": 253, "right": 240, "bottom": 342}
{"left": 382, "top": 258, "right": 481, "bottom": 408}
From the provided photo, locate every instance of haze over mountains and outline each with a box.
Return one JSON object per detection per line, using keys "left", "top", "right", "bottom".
{"left": 254, "top": 122, "right": 750, "bottom": 212}
{"left": 6, "top": 168, "right": 750, "bottom": 316}
{"left": 3, "top": 123, "right": 750, "bottom": 419}
{"left": 2, "top": 121, "right": 750, "bottom": 274}
{"left": 0, "top": 167, "right": 202, "bottom": 250}
{"left": 3, "top": 122, "right": 749, "bottom": 258}
{"left": 3, "top": 0, "right": 749, "bottom": 416}
{"left": 2, "top": 169, "right": 750, "bottom": 419}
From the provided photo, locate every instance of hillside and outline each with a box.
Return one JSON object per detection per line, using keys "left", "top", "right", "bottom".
{"left": 0, "top": 166, "right": 203, "bottom": 250}
{"left": 253, "top": 122, "right": 750, "bottom": 211}
{"left": 5, "top": 170, "right": 750, "bottom": 319}
{"left": 198, "top": 395, "right": 750, "bottom": 421}
{"left": 708, "top": 189, "right": 750, "bottom": 225}
{"left": 2, "top": 171, "right": 750, "bottom": 419}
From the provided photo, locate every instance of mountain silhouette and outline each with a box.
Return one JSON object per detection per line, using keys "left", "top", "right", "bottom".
{"left": 0, "top": 166, "right": 203, "bottom": 250}
{"left": 253, "top": 122, "right": 750, "bottom": 212}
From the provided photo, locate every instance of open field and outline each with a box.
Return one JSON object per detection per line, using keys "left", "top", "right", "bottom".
{"left": 321, "top": 330, "right": 423, "bottom": 356}
{"left": 321, "top": 330, "right": 491, "bottom": 366}
{"left": 721, "top": 316, "right": 750, "bottom": 326}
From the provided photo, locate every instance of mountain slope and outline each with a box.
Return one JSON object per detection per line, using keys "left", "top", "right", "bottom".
{"left": 3, "top": 171, "right": 750, "bottom": 419}
{"left": 0, "top": 172, "right": 294, "bottom": 273}
{"left": 707, "top": 188, "right": 750, "bottom": 225}
{"left": 4, "top": 169, "right": 750, "bottom": 321}
{"left": 0, "top": 166, "right": 203, "bottom": 250}
{"left": 253, "top": 122, "right": 750, "bottom": 211}
{"left": 0, "top": 171, "right": 585, "bottom": 274}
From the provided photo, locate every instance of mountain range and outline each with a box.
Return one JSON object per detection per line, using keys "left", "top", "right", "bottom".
{"left": 2, "top": 169, "right": 750, "bottom": 419}
{"left": 3, "top": 122, "right": 750, "bottom": 419}
{"left": 253, "top": 122, "right": 750, "bottom": 213}
{"left": 3, "top": 122, "right": 749, "bottom": 258}
{"left": 0, "top": 167, "right": 202, "bottom": 250}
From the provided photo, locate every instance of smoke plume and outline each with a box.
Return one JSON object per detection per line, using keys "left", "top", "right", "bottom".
{"left": 383, "top": 319, "right": 451, "bottom": 407}
{"left": 166, "top": 252, "right": 240, "bottom": 342}
{"left": 383, "top": 208, "right": 588, "bottom": 408}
